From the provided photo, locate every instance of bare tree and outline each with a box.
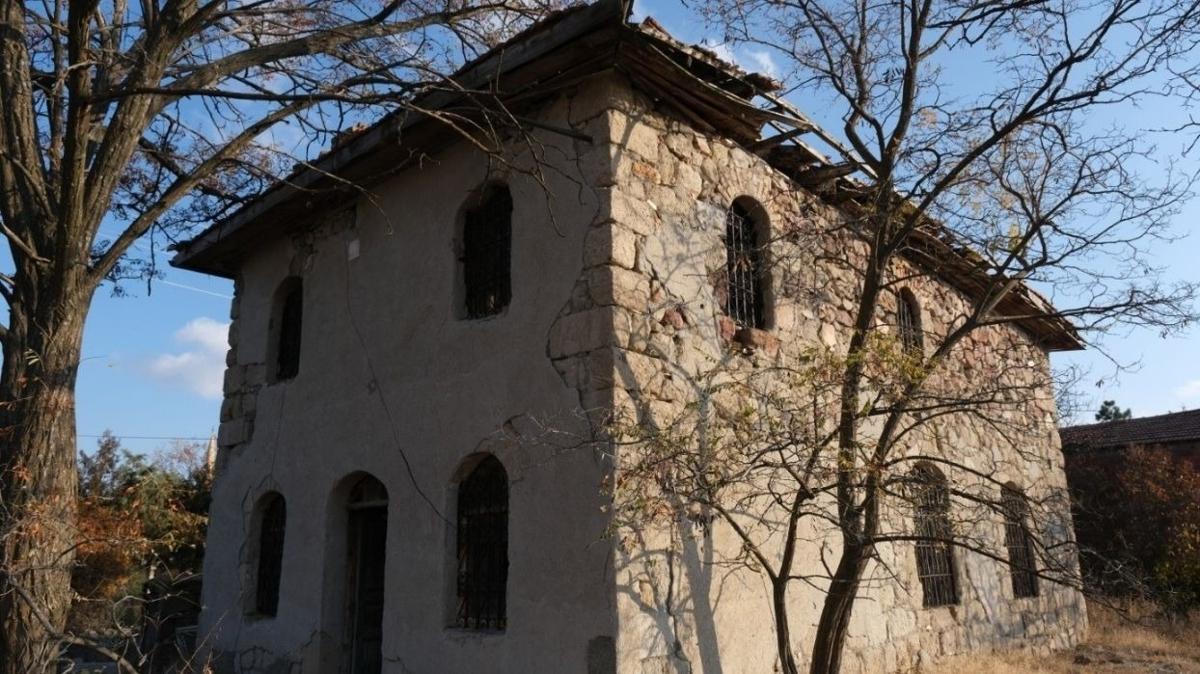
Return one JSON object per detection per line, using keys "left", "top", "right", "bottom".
{"left": 0, "top": 1, "right": 563, "bottom": 672}
{"left": 605, "top": 0, "right": 1200, "bottom": 672}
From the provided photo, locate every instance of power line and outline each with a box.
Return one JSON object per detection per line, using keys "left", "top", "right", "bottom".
{"left": 79, "top": 434, "right": 212, "bottom": 441}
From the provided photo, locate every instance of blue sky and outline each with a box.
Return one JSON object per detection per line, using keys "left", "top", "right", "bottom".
{"left": 6, "top": 0, "right": 1198, "bottom": 457}
{"left": 75, "top": 269, "right": 233, "bottom": 454}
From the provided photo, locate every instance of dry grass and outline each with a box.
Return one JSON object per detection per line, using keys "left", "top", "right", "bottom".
{"left": 924, "top": 601, "right": 1200, "bottom": 674}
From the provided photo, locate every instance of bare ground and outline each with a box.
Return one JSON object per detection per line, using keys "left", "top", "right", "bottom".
{"left": 926, "top": 603, "right": 1200, "bottom": 674}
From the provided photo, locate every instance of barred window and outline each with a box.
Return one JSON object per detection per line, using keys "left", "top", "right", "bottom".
{"left": 463, "top": 186, "right": 513, "bottom": 319}
{"left": 255, "top": 493, "right": 286, "bottom": 616}
{"left": 1002, "top": 485, "right": 1040, "bottom": 598}
{"left": 724, "top": 200, "right": 767, "bottom": 330}
{"left": 911, "top": 464, "right": 959, "bottom": 607}
{"left": 898, "top": 289, "right": 923, "bottom": 355}
{"left": 272, "top": 278, "right": 303, "bottom": 381}
{"left": 456, "top": 455, "right": 509, "bottom": 630}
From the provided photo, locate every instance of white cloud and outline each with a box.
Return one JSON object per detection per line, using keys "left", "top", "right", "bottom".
{"left": 1174, "top": 378, "right": 1200, "bottom": 402}
{"left": 696, "top": 42, "right": 779, "bottom": 79}
{"left": 700, "top": 39, "right": 736, "bottom": 65}
{"left": 746, "top": 49, "right": 779, "bottom": 78}
{"left": 143, "top": 317, "right": 230, "bottom": 400}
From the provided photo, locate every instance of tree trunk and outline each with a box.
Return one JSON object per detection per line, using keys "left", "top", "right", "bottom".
{"left": 809, "top": 544, "right": 869, "bottom": 674}
{"left": 773, "top": 579, "right": 802, "bottom": 674}
{"left": 0, "top": 289, "right": 89, "bottom": 674}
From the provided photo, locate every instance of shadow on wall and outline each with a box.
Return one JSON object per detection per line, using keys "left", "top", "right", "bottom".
{"left": 615, "top": 524, "right": 728, "bottom": 674}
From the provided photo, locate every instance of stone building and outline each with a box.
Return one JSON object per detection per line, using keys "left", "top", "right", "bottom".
{"left": 171, "top": 1, "right": 1088, "bottom": 672}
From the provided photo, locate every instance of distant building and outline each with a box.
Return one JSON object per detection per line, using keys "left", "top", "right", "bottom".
{"left": 171, "top": 1, "right": 1087, "bottom": 672}
{"left": 1060, "top": 409, "right": 1200, "bottom": 458}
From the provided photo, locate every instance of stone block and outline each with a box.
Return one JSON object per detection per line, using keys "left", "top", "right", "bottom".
{"left": 675, "top": 162, "right": 702, "bottom": 197}
{"left": 218, "top": 418, "right": 251, "bottom": 448}
{"left": 587, "top": 266, "right": 651, "bottom": 310}
{"left": 717, "top": 316, "right": 737, "bottom": 342}
{"left": 549, "top": 308, "right": 613, "bottom": 358}
{"left": 244, "top": 363, "right": 267, "bottom": 387}
{"left": 596, "top": 189, "right": 658, "bottom": 236}
{"left": 735, "top": 327, "right": 780, "bottom": 357}
{"left": 219, "top": 396, "right": 239, "bottom": 422}
{"left": 609, "top": 111, "right": 662, "bottom": 162}
{"left": 223, "top": 365, "right": 245, "bottom": 395}
{"left": 584, "top": 224, "right": 639, "bottom": 270}
{"left": 241, "top": 391, "right": 258, "bottom": 416}
{"left": 819, "top": 323, "right": 839, "bottom": 348}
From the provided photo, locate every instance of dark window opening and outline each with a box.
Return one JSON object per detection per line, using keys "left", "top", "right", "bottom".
{"left": 724, "top": 201, "right": 767, "bottom": 330}
{"left": 345, "top": 476, "right": 388, "bottom": 674}
{"left": 274, "top": 279, "right": 303, "bottom": 380}
{"left": 911, "top": 464, "right": 959, "bottom": 607}
{"left": 455, "top": 455, "right": 509, "bottom": 630}
{"left": 255, "top": 493, "right": 286, "bottom": 616}
{"left": 898, "top": 289, "right": 923, "bottom": 355}
{"left": 463, "top": 186, "right": 513, "bottom": 319}
{"left": 1002, "top": 485, "right": 1040, "bottom": 598}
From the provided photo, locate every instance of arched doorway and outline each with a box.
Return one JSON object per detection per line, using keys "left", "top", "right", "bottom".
{"left": 342, "top": 475, "right": 388, "bottom": 674}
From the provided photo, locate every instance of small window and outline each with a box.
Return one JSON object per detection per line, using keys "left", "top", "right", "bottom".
{"left": 272, "top": 278, "right": 303, "bottom": 381}
{"left": 911, "top": 464, "right": 959, "bottom": 607}
{"left": 462, "top": 186, "right": 513, "bottom": 319}
{"left": 255, "top": 493, "right": 287, "bottom": 616}
{"left": 1002, "top": 485, "right": 1040, "bottom": 598}
{"left": 455, "top": 455, "right": 509, "bottom": 630}
{"left": 897, "top": 289, "right": 923, "bottom": 355}
{"left": 724, "top": 200, "right": 767, "bottom": 330}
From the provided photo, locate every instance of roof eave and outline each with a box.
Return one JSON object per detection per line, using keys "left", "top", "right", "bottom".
{"left": 170, "top": 0, "right": 631, "bottom": 277}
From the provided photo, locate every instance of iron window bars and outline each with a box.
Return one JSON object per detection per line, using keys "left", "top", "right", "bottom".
{"left": 1002, "top": 486, "right": 1040, "bottom": 598}
{"left": 912, "top": 465, "right": 960, "bottom": 607}
{"left": 456, "top": 456, "right": 509, "bottom": 630}
{"left": 725, "top": 202, "right": 766, "bottom": 330}
{"left": 463, "top": 187, "right": 513, "bottom": 319}
{"left": 898, "top": 290, "right": 924, "bottom": 355}
{"left": 255, "top": 494, "right": 287, "bottom": 616}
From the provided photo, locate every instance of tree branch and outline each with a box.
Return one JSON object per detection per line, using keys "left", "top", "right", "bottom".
{"left": 90, "top": 99, "right": 309, "bottom": 284}
{"left": 1, "top": 219, "right": 49, "bottom": 265}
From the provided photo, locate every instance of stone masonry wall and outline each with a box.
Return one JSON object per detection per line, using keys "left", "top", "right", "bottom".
{"left": 594, "top": 75, "right": 1088, "bottom": 673}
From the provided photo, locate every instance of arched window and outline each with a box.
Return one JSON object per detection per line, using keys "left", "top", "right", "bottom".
{"left": 1001, "top": 484, "right": 1039, "bottom": 598}
{"left": 724, "top": 199, "right": 767, "bottom": 330}
{"left": 271, "top": 278, "right": 303, "bottom": 381}
{"left": 897, "top": 288, "right": 923, "bottom": 355}
{"left": 455, "top": 455, "right": 509, "bottom": 630}
{"left": 255, "top": 492, "right": 286, "bottom": 616}
{"left": 462, "top": 185, "right": 513, "bottom": 319}
{"left": 911, "top": 464, "right": 959, "bottom": 607}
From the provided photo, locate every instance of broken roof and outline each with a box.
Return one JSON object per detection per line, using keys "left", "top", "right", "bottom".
{"left": 170, "top": 0, "right": 1083, "bottom": 352}
{"left": 1060, "top": 409, "right": 1200, "bottom": 451}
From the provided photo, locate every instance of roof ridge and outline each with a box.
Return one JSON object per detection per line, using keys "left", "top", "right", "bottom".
{"left": 1062, "top": 406, "right": 1200, "bottom": 432}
